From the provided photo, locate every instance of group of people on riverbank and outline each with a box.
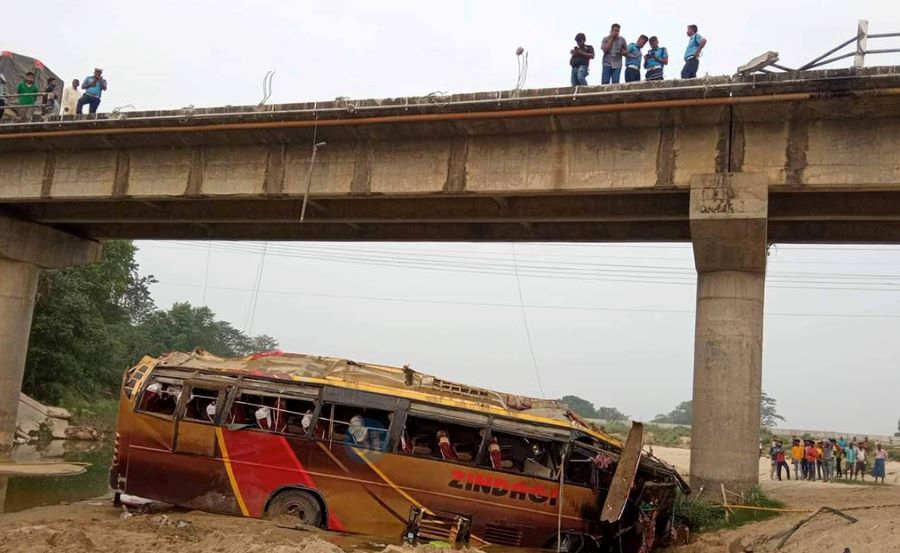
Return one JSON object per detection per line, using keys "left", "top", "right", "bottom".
{"left": 768, "top": 437, "right": 890, "bottom": 484}
{"left": 569, "top": 23, "right": 706, "bottom": 86}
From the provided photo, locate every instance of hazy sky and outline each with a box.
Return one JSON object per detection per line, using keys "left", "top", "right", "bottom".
{"left": 6, "top": 1, "right": 900, "bottom": 436}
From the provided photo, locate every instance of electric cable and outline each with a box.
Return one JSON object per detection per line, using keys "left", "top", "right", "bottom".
{"left": 511, "top": 243, "right": 546, "bottom": 398}
{"left": 242, "top": 241, "right": 269, "bottom": 333}
{"left": 151, "top": 280, "right": 900, "bottom": 319}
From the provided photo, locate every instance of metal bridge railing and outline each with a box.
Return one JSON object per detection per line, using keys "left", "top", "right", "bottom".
{"left": 739, "top": 19, "right": 900, "bottom": 75}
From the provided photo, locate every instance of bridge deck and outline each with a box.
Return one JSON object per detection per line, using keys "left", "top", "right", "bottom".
{"left": 1, "top": 67, "right": 899, "bottom": 242}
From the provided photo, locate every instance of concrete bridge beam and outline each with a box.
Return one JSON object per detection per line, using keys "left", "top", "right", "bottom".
{"left": 0, "top": 216, "right": 102, "bottom": 459}
{"left": 689, "top": 173, "right": 768, "bottom": 493}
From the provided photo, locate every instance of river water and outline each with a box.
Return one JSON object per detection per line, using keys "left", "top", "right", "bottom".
{"left": 3, "top": 443, "right": 113, "bottom": 513}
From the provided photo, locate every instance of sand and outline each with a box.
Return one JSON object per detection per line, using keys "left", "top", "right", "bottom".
{"left": 651, "top": 446, "right": 900, "bottom": 553}
{"left": 0, "top": 446, "right": 896, "bottom": 553}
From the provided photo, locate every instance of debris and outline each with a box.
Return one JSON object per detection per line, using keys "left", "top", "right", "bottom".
{"left": 776, "top": 506, "right": 858, "bottom": 548}
{"left": 737, "top": 51, "right": 780, "bottom": 75}
{"left": 64, "top": 426, "right": 100, "bottom": 441}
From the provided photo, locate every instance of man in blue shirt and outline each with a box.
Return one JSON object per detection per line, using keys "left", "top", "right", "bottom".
{"left": 624, "top": 35, "right": 648, "bottom": 83}
{"left": 681, "top": 24, "right": 707, "bottom": 79}
{"left": 77, "top": 68, "right": 108, "bottom": 114}
{"left": 643, "top": 36, "right": 668, "bottom": 81}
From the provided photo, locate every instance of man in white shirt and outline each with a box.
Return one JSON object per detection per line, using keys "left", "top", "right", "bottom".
{"left": 856, "top": 446, "right": 867, "bottom": 481}
{"left": 60, "top": 78, "right": 80, "bottom": 116}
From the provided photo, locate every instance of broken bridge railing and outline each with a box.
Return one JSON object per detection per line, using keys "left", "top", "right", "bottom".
{"left": 738, "top": 19, "right": 900, "bottom": 75}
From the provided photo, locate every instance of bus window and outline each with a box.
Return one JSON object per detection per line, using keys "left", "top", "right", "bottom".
{"left": 319, "top": 403, "right": 391, "bottom": 450}
{"left": 401, "top": 416, "right": 482, "bottom": 464}
{"left": 184, "top": 387, "right": 221, "bottom": 424}
{"left": 136, "top": 377, "right": 183, "bottom": 418}
{"left": 482, "top": 431, "right": 562, "bottom": 478}
{"left": 283, "top": 398, "right": 320, "bottom": 437}
{"left": 565, "top": 440, "right": 615, "bottom": 488}
{"left": 565, "top": 447, "right": 595, "bottom": 486}
{"left": 231, "top": 392, "right": 317, "bottom": 436}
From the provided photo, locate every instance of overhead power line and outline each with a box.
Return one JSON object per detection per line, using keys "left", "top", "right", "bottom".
{"left": 142, "top": 241, "right": 900, "bottom": 292}
{"left": 152, "top": 280, "right": 900, "bottom": 319}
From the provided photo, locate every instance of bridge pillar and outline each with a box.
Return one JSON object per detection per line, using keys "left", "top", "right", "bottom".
{"left": 0, "top": 216, "right": 102, "bottom": 459}
{"left": 688, "top": 173, "right": 768, "bottom": 494}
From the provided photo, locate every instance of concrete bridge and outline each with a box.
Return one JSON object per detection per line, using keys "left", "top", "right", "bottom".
{"left": 1, "top": 67, "right": 899, "bottom": 493}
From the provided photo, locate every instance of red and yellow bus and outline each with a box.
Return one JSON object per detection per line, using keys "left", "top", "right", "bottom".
{"left": 110, "top": 350, "right": 686, "bottom": 549}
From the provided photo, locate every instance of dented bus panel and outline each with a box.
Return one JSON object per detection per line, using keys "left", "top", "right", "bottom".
{"left": 110, "top": 349, "right": 688, "bottom": 550}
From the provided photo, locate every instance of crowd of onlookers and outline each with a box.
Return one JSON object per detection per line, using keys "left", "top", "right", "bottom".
{"left": 0, "top": 67, "right": 106, "bottom": 120}
{"left": 569, "top": 23, "right": 707, "bottom": 86}
{"left": 767, "top": 436, "right": 891, "bottom": 484}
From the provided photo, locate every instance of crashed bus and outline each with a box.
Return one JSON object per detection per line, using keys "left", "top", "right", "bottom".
{"left": 110, "top": 350, "right": 689, "bottom": 551}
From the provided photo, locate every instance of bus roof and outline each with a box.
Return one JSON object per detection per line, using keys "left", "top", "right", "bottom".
{"left": 151, "top": 349, "right": 622, "bottom": 447}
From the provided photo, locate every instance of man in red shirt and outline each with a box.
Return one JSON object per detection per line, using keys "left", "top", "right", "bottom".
{"left": 774, "top": 440, "right": 790, "bottom": 480}
{"left": 805, "top": 441, "right": 818, "bottom": 480}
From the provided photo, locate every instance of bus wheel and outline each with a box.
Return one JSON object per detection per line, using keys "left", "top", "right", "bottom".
{"left": 266, "top": 490, "right": 324, "bottom": 527}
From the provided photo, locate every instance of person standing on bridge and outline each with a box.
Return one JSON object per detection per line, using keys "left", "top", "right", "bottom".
{"left": 624, "top": 35, "right": 648, "bottom": 83}
{"left": 60, "top": 78, "right": 80, "bottom": 116}
{"left": 77, "top": 68, "right": 107, "bottom": 114}
{"left": 600, "top": 23, "right": 627, "bottom": 84}
{"left": 681, "top": 24, "right": 707, "bottom": 79}
{"left": 643, "top": 37, "right": 668, "bottom": 81}
{"left": 569, "top": 33, "right": 595, "bottom": 87}
{"left": 16, "top": 71, "right": 39, "bottom": 120}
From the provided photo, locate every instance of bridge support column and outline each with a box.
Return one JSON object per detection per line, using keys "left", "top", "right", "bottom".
{"left": 0, "top": 217, "right": 102, "bottom": 460}
{"left": 688, "top": 173, "right": 768, "bottom": 494}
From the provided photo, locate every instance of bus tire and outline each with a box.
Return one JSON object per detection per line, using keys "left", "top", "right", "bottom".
{"left": 265, "top": 489, "right": 324, "bottom": 526}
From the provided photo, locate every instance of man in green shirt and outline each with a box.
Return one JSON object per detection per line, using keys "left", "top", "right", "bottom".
{"left": 17, "top": 72, "right": 39, "bottom": 105}
{"left": 16, "top": 71, "right": 39, "bottom": 120}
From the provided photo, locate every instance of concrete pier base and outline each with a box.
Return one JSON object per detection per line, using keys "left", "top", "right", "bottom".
{"left": 0, "top": 259, "right": 40, "bottom": 459}
{"left": 689, "top": 173, "right": 768, "bottom": 494}
{"left": 0, "top": 216, "right": 101, "bottom": 459}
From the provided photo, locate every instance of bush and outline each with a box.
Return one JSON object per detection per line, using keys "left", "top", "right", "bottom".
{"left": 644, "top": 424, "right": 691, "bottom": 447}
{"left": 675, "top": 486, "right": 784, "bottom": 533}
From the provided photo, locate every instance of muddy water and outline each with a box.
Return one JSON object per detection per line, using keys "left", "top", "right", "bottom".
{"left": 3, "top": 443, "right": 113, "bottom": 513}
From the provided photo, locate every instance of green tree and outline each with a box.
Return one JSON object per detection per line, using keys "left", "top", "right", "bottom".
{"left": 560, "top": 395, "right": 599, "bottom": 418}
{"left": 653, "top": 401, "right": 693, "bottom": 425}
{"left": 139, "top": 302, "right": 278, "bottom": 358}
{"left": 24, "top": 241, "right": 279, "bottom": 404}
{"left": 596, "top": 406, "right": 629, "bottom": 423}
{"left": 760, "top": 391, "right": 785, "bottom": 428}
{"left": 654, "top": 391, "right": 785, "bottom": 427}
{"left": 24, "top": 241, "right": 152, "bottom": 403}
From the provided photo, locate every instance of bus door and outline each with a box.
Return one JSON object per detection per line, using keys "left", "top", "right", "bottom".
{"left": 174, "top": 382, "right": 227, "bottom": 456}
